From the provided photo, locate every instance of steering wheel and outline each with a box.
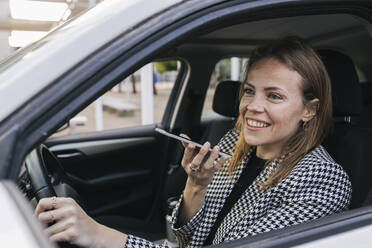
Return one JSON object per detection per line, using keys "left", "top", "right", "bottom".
{"left": 25, "top": 144, "right": 85, "bottom": 208}
{"left": 25, "top": 144, "right": 86, "bottom": 248}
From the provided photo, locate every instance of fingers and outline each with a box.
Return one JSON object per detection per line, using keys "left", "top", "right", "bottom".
{"left": 214, "top": 154, "right": 230, "bottom": 171}
{"left": 35, "top": 197, "right": 77, "bottom": 224}
{"left": 35, "top": 196, "right": 58, "bottom": 216}
{"left": 179, "top": 134, "right": 217, "bottom": 171}
{"left": 50, "top": 231, "right": 69, "bottom": 243}
{"left": 203, "top": 146, "right": 229, "bottom": 173}
{"left": 45, "top": 217, "right": 72, "bottom": 237}
{"left": 191, "top": 141, "right": 210, "bottom": 168}
{"left": 37, "top": 203, "right": 76, "bottom": 225}
{"left": 38, "top": 209, "right": 60, "bottom": 225}
{"left": 35, "top": 197, "right": 78, "bottom": 242}
{"left": 35, "top": 197, "right": 97, "bottom": 247}
{"left": 179, "top": 133, "right": 191, "bottom": 148}
{"left": 49, "top": 228, "right": 78, "bottom": 243}
{"left": 182, "top": 140, "right": 230, "bottom": 173}
{"left": 181, "top": 142, "right": 196, "bottom": 168}
{"left": 204, "top": 146, "right": 220, "bottom": 169}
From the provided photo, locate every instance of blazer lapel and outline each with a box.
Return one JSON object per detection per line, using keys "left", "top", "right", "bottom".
{"left": 213, "top": 160, "right": 278, "bottom": 243}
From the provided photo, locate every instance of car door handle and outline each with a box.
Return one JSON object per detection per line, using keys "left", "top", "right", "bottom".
{"left": 56, "top": 151, "right": 84, "bottom": 159}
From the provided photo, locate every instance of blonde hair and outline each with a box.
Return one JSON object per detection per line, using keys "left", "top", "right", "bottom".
{"left": 227, "top": 36, "right": 333, "bottom": 189}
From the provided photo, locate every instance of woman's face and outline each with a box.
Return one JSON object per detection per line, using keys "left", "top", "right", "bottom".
{"left": 239, "top": 58, "right": 314, "bottom": 159}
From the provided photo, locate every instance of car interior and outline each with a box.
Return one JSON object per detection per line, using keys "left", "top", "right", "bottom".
{"left": 17, "top": 7, "right": 372, "bottom": 246}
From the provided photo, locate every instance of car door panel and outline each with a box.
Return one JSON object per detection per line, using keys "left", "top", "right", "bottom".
{"left": 213, "top": 205, "right": 372, "bottom": 248}
{"left": 45, "top": 125, "right": 166, "bottom": 219}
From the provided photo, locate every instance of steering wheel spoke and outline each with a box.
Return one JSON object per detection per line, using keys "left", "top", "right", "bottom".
{"left": 25, "top": 145, "right": 85, "bottom": 208}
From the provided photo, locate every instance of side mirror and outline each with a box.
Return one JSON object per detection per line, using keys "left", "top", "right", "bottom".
{"left": 55, "top": 116, "right": 87, "bottom": 135}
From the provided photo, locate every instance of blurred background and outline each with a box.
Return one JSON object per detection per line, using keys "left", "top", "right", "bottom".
{"left": 0, "top": 0, "right": 100, "bottom": 58}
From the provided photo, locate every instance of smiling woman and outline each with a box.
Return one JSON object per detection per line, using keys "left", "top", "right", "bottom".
{"left": 34, "top": 36, "right": 352, "bottom": 248}
{"left": 229, "top": 36, "right": 333, "bottom": 188}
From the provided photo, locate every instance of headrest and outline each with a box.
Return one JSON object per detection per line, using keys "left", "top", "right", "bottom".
{"left": 212, "top": 80, "right": 241, "bottom": 118}
{"left": 317, "top": 49, "right": 362, "bottom": 116}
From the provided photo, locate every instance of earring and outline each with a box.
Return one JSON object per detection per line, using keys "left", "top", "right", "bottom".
{"left": 302, "top": 121, "right": 308, "bottom": 130}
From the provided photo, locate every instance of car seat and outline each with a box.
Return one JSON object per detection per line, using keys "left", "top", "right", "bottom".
{"left": 199, "top": 80, "right": 241, "bottom": 145}
{"left": 318, "top": 49, "right": 372, "bottom": 209}
{"left": 359, "top": 83, "right": 372, "bottom": 127}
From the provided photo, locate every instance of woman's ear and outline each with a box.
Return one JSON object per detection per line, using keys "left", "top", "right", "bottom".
{"left": 302, "top": 98, "right": 319, "bottom": 122}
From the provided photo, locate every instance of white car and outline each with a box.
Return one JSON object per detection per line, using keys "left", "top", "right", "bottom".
{"left": 1, "top": 0, "right": 372, "bottom": 247}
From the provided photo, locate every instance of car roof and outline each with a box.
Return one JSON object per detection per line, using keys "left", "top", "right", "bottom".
{"left": 177, "top": 13, "right": 372, "bottom": 81}
{"left": 0, "top": 0, "right": 182, "bottom": 123}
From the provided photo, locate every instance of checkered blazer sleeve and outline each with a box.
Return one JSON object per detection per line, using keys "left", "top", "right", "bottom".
{"left": 225, "top": 160, "right": 352, "bottom": 241}
{"left": 170, "top": 195, "right": 207, "bottom": 247}
{"left": 125, "top": 235, "right": 168, "bottom": 248}
{"left": 125, "top": 192, "right": 202, "bottom": 248}
{"left": 169, "top": 129, "right": 238, "bottom": 247}
{"left": 125, "top": 192, "right": 205, "bottom": 248}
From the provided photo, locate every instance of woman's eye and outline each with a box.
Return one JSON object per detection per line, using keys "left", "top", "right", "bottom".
{"left": 268, "top": 93, "right": 283, "bottom": 100}
{"left": 244, "top": 88, "right": 254, "bottom": 95}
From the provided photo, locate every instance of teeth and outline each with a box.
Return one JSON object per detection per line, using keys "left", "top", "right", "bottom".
{"left": 247, "top": 119, "right": 269, "bottom": 128}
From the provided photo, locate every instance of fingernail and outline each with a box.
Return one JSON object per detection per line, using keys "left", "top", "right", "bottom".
{"left": 214, "top": 146, "right": 220, "bottom": 152}
{"left": 203, "top": 142, "right": 210, "bottom": 149}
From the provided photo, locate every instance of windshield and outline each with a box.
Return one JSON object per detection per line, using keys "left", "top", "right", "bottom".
{"left": 0, "top": 0, "right": 146, "bottom": 74}
{"left": 0, "top": 10, "right": 84, "bottom": 74}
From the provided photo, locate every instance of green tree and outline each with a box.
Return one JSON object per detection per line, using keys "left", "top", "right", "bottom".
{"left": 154, "top": 61, "right": 177, "bottom": 73}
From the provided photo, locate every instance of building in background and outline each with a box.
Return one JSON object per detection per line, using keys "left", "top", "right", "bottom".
{"left": 0, "top": 0, "right": 101, "bottom": 60}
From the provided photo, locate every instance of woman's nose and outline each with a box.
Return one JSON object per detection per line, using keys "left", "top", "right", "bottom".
{"left": 246, "top": 96, "right": 264, "bottom": 112}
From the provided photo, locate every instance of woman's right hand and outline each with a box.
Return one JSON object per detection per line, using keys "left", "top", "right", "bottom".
{"left": 178, "top": 134, "right": 229, "bottom": 224}
{"left": 180, "top": 134, "right": 229, "bottom": 190}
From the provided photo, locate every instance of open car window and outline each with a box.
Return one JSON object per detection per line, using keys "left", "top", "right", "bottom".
{"left": 53, "top": 60, "right": 181, "bottom": 137}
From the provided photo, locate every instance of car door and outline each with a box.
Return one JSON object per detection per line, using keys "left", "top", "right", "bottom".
{"left": 45, "top": 125, "right": 165, "bottom": 219}
{"left": 210, "top": 205, "right": 372, "bottom": 247}
{"left": 42, "top": 61, "right": 187, "bottom": 221}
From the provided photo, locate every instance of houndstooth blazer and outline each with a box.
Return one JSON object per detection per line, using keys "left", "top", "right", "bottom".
{"left": 125, "top": 129, "right": 352, "bottom": 248}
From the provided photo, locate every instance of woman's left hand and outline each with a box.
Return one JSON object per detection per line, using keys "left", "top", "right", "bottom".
{"left": 35, "top": 197, "right": 127, "bottom": 248}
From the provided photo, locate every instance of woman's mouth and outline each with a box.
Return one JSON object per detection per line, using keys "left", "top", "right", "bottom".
{"left": 246, "top": 118, "right": 271, "bottom": 128}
